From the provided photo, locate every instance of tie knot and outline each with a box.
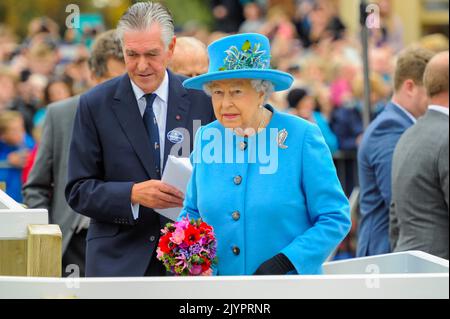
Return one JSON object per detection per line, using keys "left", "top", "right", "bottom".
{"left": 145, "top": 93, "right": 157, "bottom": 108}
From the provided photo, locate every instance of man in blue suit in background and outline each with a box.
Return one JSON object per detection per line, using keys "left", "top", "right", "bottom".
{"left": 357, "top": 47, "right": 434, "bottom": 257}
{"left": 65, "top": 2, "right": 214, "bottom": 277}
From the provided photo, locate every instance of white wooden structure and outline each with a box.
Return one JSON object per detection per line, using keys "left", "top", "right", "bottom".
{"left": 0, "top": 251, "right": 447, "bottom": 299}
{"left": 0, "top": 190, "right": 447, "bottom": 299}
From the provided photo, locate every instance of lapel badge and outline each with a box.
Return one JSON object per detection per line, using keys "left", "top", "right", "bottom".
{"left": 277, "top": 129, "right": 288, "bottom": 149}
{"left": 167, "top": 129, "right": 184, "bottom": 144}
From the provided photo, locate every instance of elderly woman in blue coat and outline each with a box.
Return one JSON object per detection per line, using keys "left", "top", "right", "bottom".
{"left": 179, "top": 33, "right": 351, "bottom": 275}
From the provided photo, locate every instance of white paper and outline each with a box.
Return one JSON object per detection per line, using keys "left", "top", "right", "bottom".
{"left": 155, "top": 155, "right": 193, "bottom": 221}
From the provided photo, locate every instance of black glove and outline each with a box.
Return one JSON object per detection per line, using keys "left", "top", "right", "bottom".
{"left": 253, "top": 253, "right": 295, "bottom": 275}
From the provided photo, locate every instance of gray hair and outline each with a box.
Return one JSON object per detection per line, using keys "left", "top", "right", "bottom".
{"left": 88, "top": 30, "right": 124, "bottom": 78}
{"left": 203, "top": 80, "right": 274, "bottom": 103}
{"left": 116, "top": 2, "right": 174, "bottom": 49}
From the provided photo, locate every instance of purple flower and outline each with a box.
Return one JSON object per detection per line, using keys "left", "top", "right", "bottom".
{"left": 190, "top": 243, "right": 203, "bottom": 255}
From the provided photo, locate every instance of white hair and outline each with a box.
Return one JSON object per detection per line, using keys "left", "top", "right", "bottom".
{"left": 203, "top": 79, "right": 274, "bottom": 103}
{"left": 116, "top": 2, "right": 174, "bottom": 49}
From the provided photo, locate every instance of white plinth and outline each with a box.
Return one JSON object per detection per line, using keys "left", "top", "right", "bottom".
{"left": 0, "top": 251, "right": 448, "bottom": 299}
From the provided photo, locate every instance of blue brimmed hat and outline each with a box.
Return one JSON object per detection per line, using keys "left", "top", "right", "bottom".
{"left": 182, "top": 33, "right": 294, "bottom": 92}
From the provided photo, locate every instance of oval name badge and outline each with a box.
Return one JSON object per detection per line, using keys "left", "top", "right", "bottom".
{"left": 167, "top": 129, "right": 184, "bottom": 144}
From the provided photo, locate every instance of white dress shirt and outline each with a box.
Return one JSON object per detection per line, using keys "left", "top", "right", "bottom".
{"left": 129, "top": 71, "right": 170, "bottom": 219}
{"left": 429, "top": 104, "right": 449, "bottom": 116}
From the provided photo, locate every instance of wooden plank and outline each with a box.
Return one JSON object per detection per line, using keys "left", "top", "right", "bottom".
{"left": 0, "top": 240, "right": 27, "bottom": 276}
{"left": 27, "top": 225, "right": 62, "bottom": 278}
{"left": 0, "top": 209, "right": 48, "bottom": 240}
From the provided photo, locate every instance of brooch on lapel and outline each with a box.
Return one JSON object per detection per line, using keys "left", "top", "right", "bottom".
{"left": 277, "top": 129, "right": 288, "bottom": 149}
{"left": 167, "top": 130, "right": 184, "bottom": 144}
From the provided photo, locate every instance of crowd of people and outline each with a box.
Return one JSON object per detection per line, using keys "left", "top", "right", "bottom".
{"left": 0, "top": 0, "right": 448, "bottom": 275}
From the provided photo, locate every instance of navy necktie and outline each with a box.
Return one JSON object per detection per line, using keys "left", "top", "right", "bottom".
{"left": 143, "top": 93, "right": 161, "bottom": 177}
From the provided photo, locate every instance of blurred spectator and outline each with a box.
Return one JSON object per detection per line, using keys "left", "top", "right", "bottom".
{"left": 239, "top": 2, "right": 265, "bottom": 33}
{"left": 58, "top": 29, "right": 81, "bottom": 66}
{"left": 180, "top": 21, "right": 211, "bottom": 45}
{"left": 44, "top": 76, "right": 74, "bottom": 106}
{"left": 315, "top": 85, "right": 334, "bottom": 121}
{"left": 25, "top": 17, "right": 60, "bottom": 43}
{"left": 370, "top": 47, "right": 395, "bottom": 86}
{"left": 211, "top": 0, "right": 245, "bottom": 33}
{"left": 331, "top": 72, "right": 389, "bottom": 152}
{"left": 21, "top": 118, "right": 44, "bottom": 185}
{"left": 169, "top": 37, "right": 209, "bottom": 77}
{"left": 64, "top": 49, "right": 91, "bottom": 95}
{"left": 22, "top": 76, "right": 74, "bottom": 183}
{"left": 26, "top": 42, "right": 58, "bottom": 77}
{"left": 329, "top": 60, "right": 359, "bottom": 108}
{"left": 11, "top": 72, "right": 47, "bottom": 135}
{"left": 295, "top": 0, "right": 346, "bottom": 49}
{"left": 370, "top": 0, "right": 404, "bottom": 53}
{"left": 0, "top": 111, "right": 34, "bottom": 202}
{"left": 0, "top": 67, "right": 18, "bottom": 112}
{"left": 0, "top": 25, "right": 18, "bottom": 64}
{"left": 287, "top": 87, "right": 339, "bottom": 154}
{"left": 357, "top": 47, "right": 434, "bottom": 257}
{"left": 34, "top": 76, "right": 74, "bottom": 124}
{"left": 418, "top": 34, "right": 449, "bottom": 53}
{"left": 267, "top": 0, "right": 295, "bottom": 17}
{"left": 260, "top": 6, "right": 298, "bottom": 65}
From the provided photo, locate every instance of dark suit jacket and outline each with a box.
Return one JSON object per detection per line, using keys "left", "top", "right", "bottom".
{"left": 356, "top": 102, "right": 415, "bottom": 257}
{"left": 390, "top": 109, "right": 449, "bottom": 259}
{"left": 65, "top": 71, "right": 214, "bottom": 277}
{"left": 23, "top": 96, "right": 80, "bottom": 254}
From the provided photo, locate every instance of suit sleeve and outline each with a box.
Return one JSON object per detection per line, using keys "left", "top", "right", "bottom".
{"left": 438, "top": 138, "right": 449, "bottom": 212}
{"left": 389, "top": 200, "right": 399, "bottom": 251}
{"left": 370, "top": 122, "right": 406, "bottom": 208}
{"left": 22, "top": 106, "right": 55, "bottom": 210}
{"left": 281, "top": 124, "right": 352, "bottom": 274}
{"left": 65, "top": 95, "right": 136, "bottom": 225}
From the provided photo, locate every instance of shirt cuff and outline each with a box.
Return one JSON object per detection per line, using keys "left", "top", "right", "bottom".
{"left": 131, "top": 203, "right": 140, "bottom": 220}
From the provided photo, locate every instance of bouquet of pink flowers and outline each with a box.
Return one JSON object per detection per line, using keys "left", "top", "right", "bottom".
{"left": 156, "top": 216, "right": 218, "bottom": 276}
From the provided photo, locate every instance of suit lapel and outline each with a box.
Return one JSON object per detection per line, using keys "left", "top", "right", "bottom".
{"left": 111, "top": 74, "right": 159, "bottom": 180}
{"left": 163, "top": 71, "right": 190, "bottom": 168}
{"left": 386, "top": 102, "right": 415, "bottom": 126}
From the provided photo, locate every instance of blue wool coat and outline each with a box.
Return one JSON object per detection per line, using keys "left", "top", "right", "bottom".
{"left": 179, "top": 105, "right": 351, "bottom": 275}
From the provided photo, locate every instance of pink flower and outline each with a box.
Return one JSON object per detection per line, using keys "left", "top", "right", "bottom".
{"left": 161, "top": 227, "right": 170, "bottom": 235}
{"left": 189, "top": 264, "right": 203, "bottom": 275}
{"left": 176, "top": 218, "right": 190, "bottom": 230}
{"left": 175, "top": 255, "right": 188, "bottom": 271}
{"left": 156, "top": 248, "right": 164, "bottom": 260}
{"left": 170, "top": 228, "right": 185, "bottom": 245}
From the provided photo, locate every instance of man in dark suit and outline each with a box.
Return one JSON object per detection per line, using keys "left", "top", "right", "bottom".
{"left": 390, "top": 51, "right": 449, "bottom": 259}
{"left": 65, "top": 2, "right": 214, "bottom": 277}
{"left": 23, "top": 30, "right": 125, "bottom": 277}
{"left": 357, "top": 47, "right": 434, "bottom": 257}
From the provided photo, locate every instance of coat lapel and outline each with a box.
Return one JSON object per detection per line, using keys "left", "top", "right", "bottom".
{"left": 163, "top": 71, "right": 190, "bottom": 169}
{"left": 111, "top": 74, "right": 159, "bottom": 180}
{"left": 386, "top": 102, "right": 415, "bottom": 127}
